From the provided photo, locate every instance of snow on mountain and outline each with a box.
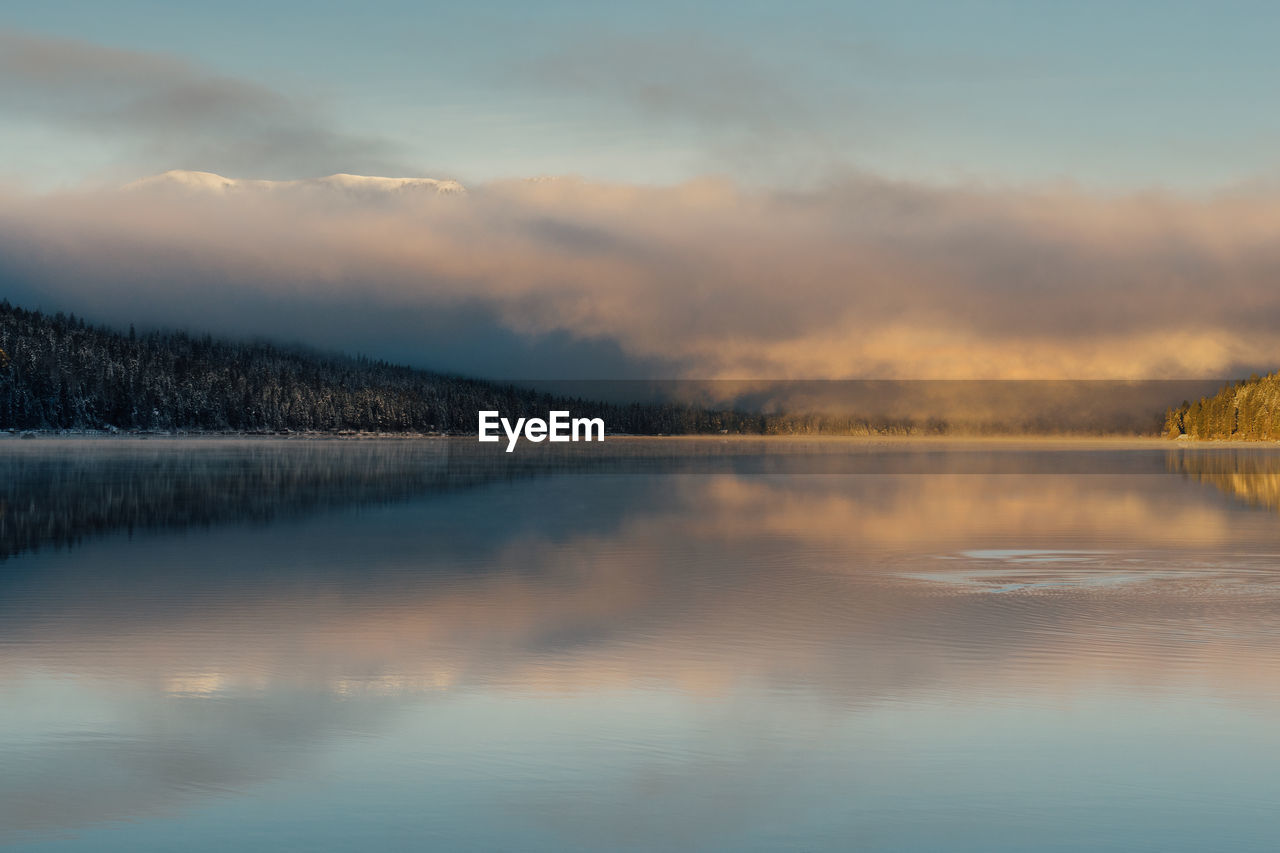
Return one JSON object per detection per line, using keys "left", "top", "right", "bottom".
{"left": 316, "top": 173, "right": 466, "bottom": 194}
{"left": 127, "top": 170, "right": 467, "bottom": 196}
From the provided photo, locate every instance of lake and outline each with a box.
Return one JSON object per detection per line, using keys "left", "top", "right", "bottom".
{"left": 3, "top": 437, "right": 1280, "bottom": 851}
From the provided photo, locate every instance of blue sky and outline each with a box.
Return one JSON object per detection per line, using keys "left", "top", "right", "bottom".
{"left": 5, "top": 0, "right": 1280, "bottom": 190}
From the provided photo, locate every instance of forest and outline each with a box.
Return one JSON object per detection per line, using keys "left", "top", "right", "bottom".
{"left": 1163, "top": 373, "right": 1280, "bottom": 440}
{"left": 3, "top": 300, "right": 865, "bottom": 435}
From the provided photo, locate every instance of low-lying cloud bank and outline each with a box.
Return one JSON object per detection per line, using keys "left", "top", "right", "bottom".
{"left": 2, "top": 170, "right": 1280, "bottom": 380}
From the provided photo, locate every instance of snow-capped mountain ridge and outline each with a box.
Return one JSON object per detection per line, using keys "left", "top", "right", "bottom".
{"left": 128, "top": 169, "right": 466, "bottom": 195}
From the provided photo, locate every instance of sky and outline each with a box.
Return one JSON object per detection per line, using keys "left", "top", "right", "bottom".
{"left": 5, "top": 0, "right": 1280, "bottom": 191}
{"left": 4, "top": 2, "right": 1280, "bottom": 380}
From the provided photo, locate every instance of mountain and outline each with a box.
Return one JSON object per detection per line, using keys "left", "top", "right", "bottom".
{"left": 126, "top": 169, "right": 467, "bottom": 197}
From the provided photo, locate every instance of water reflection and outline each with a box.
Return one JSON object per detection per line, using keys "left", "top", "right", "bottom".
{"left": 4, "top": 439, "right": 1280, "bottom": 851}
{"left": 1169, "top": 446, "right": 1280, "bottom": 512}
{"left": 0, "top": 436, "right": 1251, "bottom": 561}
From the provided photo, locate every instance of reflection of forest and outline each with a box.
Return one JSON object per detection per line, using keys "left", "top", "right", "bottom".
{"left": 1168, "top": 449, "right": 1280, "bottom": 511}
{"left": 0, "top": 439, "right": 611, "bottom": 559}
{"left": 0, "top": 437, "right": 890, "bottom": 559}
{"left": 0, "top": 440, "right": 427, "bottom": 558}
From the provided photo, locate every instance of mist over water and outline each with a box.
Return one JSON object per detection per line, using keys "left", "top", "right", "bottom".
{"left": 3, "top": 437, "right": 1280, "bottom": 851}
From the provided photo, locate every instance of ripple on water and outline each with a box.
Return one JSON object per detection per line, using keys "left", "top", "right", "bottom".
{"left": 899, "top": 549, "right": 1280, "bottom": 596}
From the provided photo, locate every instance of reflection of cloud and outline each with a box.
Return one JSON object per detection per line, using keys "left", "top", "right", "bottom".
{"left": 0, "top": 682, "right": 407, "bottom": 839}
{"left": 3, "top": 468, "right": 1278, "bottom": 700}
{"left": 7, "top": 173, "right": 1280, "bottom": 379}
{"left": 694, "top": 473, "right": 1234, "bottom": 548}
{"left": 5, "top": 461, "right": 1280, "bottom": 837}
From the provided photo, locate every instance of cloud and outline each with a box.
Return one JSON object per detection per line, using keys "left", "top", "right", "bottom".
{"left": 516, "top": 32, "right": 853, "bottom": 180}
{"left": 4, "top": 170, "right": 1280, "bottom": 379}
{"left": 524, "top": 34, "right": 816, "bottom": 133}
{"left": 0, "top": 30, "right": 409, "bottom": 178}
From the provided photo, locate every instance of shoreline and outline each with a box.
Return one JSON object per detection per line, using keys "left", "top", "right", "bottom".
{"left": 5, "top": 430, "right": 1280, "bottom": 448}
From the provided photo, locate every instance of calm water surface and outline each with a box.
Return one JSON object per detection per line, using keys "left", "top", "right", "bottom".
{"left": 2, "top": 437, "right": 1280, "bottom": 851}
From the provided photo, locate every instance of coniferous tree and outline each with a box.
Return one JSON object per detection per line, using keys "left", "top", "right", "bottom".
{"left": 1164, "top": 373, "right": 1280, "bottom": 441}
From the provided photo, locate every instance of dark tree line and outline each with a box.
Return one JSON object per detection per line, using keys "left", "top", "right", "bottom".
{"left": 0, "top": 300, "right": 807, "bottom": 435}
{"left": 1164, "top": 373, "right": 1280, "bottom": 440}
{"left": 1, "top": 300, "right": 541, "bottom": 432}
